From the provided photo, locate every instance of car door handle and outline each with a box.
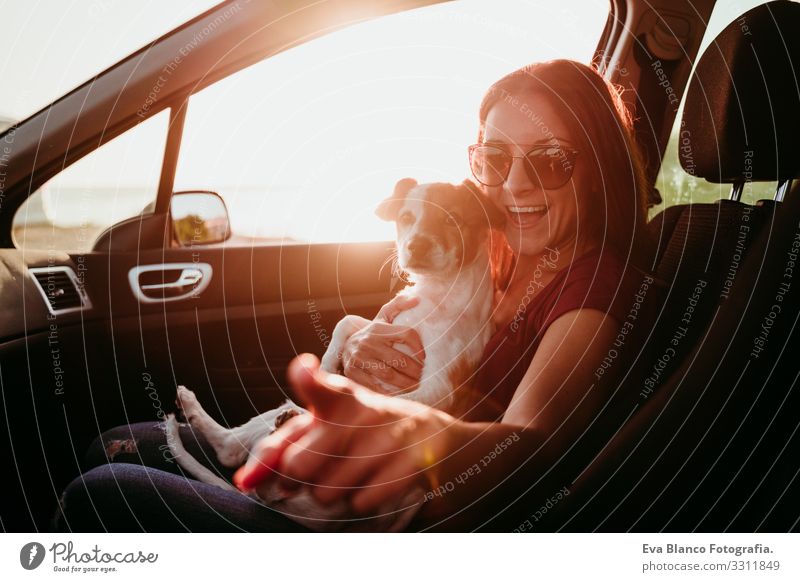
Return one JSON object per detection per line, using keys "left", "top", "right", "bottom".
{"left": 140, "top": 268, "right": 204, "bottom": 291}
{"left": 128, "top": 263, "right": 213, "bottom": 304}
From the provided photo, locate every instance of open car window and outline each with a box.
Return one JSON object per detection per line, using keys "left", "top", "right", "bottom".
{"left": 173, "top": 0, "right": 608, "bottom": 244}
{"left": 12, "top": 109, "right": 170, "bottom": 252}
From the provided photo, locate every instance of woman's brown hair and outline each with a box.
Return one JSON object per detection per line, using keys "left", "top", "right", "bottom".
{"left": 478, "top": 59, "right": 650, "bottom": 286}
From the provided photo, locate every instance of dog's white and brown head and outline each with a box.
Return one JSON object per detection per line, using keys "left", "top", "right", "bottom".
{"left": 376, "top": 178, "right": 505, "bottom": 278}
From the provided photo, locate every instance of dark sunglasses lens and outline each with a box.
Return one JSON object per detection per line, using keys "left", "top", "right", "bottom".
{"left": 525, "top": 147, "right": 575, "bottom": 189}
{"left": 470, "top": 146, "right": 510, "bottom": 186}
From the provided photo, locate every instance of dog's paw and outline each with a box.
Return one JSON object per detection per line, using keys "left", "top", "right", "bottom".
{"left": 175, "top": 385, "right": 200, "bottom": 422}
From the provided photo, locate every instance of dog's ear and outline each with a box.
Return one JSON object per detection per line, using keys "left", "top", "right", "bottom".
{"left": 461, "top": 179, "right": 505, "bottom": 229}
{"left": 376, "top": 178, "right": 417, "bottom": 221}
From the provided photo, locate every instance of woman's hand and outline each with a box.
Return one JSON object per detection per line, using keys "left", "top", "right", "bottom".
{"left": 234, "top": 354, "right": 454, "bottom": 515}
{"left": 340, "top": 295, "right": 425, "bottom": 394}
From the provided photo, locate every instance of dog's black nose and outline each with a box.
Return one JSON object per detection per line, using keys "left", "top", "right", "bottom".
{"left": 407, "top": 237, "right": 433, "bottom": 258}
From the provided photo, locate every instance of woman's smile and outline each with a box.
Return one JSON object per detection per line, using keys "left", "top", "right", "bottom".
{"left": 505, "top": 203, "right": 548, "bottom": 228}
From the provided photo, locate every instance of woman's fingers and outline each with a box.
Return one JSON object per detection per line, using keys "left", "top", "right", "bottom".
{"left": 344, "top": 349, "right": 420, "bottom": 393}
{"left": 275, "top": 427, "right": 340, "bottom": 488}
{"left": 341, "top": 323, "right": 425, "bottom": 392}
{"left": 350, "top": 456, "right": 425, "bottom": 515}
{"left": 233, "top": 411, "right": 314, "bottom": 490}
{"left": 293, "top": 430, "right": 384, "bottom": 504}
{"left": 376, "top": 294, "right": 420, "bottom": 323}
{"left": 308, "top": 426, "right": 406, "bottom": 505}
{"left": 288, "top": 353, "right": 355, "bottom": 418}
{"left": 239, "top": 355, "right": 367, "bottom": 490}
{"left": 367, "top": 321, "right": 426, "bottom": 363}
{"left": 238, "top": 353, "right": 458, "bottom": 520}
{"left": 236, "top": 355, "right": 364, "bottom": 491}
{"left": 391, "top": 326, "right": 426, "bottom": 363}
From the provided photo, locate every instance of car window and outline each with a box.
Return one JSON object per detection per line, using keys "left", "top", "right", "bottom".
{"left": 650, "top": 0, "right": 778, "bottom": 218}
{"left": 173, "top": 0, "right": 607, "bottom": 244}
{"left": 12, "top": 109, "right": 170, "bottom": 252}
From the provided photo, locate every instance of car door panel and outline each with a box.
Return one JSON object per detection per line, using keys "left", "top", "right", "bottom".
{"left": 79, "top": 241, "right": 395, "bottom": 425}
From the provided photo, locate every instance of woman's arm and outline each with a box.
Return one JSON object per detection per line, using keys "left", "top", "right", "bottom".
{"left": 503, "top": 309, "right": 620, "bottom": 436}
{"left": 236, "top": 310, "right": 619, "bottom": 523}
{"left": 421, "top": 308, "right": 621, "bottom": 519}
{"left": 418, "top": 308, "right": 622, "bottom": 521}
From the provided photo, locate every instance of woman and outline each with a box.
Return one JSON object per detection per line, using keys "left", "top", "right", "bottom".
{"left": 338, "top": 59, "right": 651, "bottom": 425}
{"left": 234, "top": 59, "right": 656, "bottom": 530}
{"left": 55, "top": 59, "right": 655, "bottom": 531}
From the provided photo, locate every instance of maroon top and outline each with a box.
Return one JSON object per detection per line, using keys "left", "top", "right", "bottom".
{"left": 460, "top": 247, "right": 656, "bottom": 421}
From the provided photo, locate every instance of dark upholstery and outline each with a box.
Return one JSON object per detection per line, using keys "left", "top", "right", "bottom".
{"left": 654, "top": 200, "right": 763, "bottom": 287}
{"left": 646, "top": 202, "right": 688, "bottom": 270}
{"left": 681, "top": 0, "right": 800, "bottom": 182}
{"left": 543, "top": 180, "right": 800, "bottom": 531}
{"left": 625, "top": 201, "right": 767, "bottom": 405}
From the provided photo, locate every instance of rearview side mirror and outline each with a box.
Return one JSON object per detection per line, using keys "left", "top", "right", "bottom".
{"left": 171, "top": 190, "right": 231, "bottom": 247}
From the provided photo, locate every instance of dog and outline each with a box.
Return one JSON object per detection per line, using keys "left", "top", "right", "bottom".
{"left": 164, "top": 178, "right": 504, "bottom": 531}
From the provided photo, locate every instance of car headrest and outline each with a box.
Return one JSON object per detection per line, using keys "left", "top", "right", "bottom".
{"left": 681, "top": 0, "right": 800, "bottom": 183}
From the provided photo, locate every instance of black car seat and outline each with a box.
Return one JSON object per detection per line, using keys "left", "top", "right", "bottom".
{"left": 629, "top": 0, "right": 800, "bottom": 402}
{"left": 527, "top": 0, "right": 800, "bottom": 532}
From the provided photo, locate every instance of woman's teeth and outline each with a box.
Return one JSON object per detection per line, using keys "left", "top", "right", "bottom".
{"left": 506, "top": 205, "right": 547, "bottom": 227}
{"left": 507, "top": 205, "right": 547, "bottom": 214}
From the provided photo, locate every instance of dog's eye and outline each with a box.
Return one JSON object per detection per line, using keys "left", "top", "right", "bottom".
{"left": 398, "top": 212, "right": 415, "bottom": 225}
{"left": 445, "top": 213, "right": 463, "bottom": 227}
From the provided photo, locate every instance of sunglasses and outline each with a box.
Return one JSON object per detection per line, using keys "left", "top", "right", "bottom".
{"left": 468, "top": 143, "right": 579, "bottom": 189}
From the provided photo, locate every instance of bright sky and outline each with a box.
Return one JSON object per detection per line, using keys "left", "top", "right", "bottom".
{"left": 0, "top": 0, "right": 220, "bottom": 122}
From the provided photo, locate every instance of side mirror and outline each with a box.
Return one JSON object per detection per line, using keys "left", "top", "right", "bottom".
{"left": 170, "top": 190, "right": 231, "bottom": 246}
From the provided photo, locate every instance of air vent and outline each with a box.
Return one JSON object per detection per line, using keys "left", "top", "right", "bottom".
{"left": 29, "top": 266, "right": 91, "bottom": 315}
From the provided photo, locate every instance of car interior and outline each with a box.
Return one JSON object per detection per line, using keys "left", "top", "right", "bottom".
{"left": 0, "top": 0, "right": 797, "bottom": 532}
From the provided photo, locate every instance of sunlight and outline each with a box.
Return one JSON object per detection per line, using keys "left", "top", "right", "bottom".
{"left": 172, "top": 0, "right": 608, "bottom": 243}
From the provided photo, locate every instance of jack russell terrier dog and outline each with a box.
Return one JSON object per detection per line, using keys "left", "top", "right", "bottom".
{"left": 165, "top": 178, "right": 504, "bottom": 531}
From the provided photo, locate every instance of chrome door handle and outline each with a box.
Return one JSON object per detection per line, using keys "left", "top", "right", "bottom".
{"left": 129, "top": 263, "right": 212, "bottom": 304}
{"left": 140, "top": 268, "right": 204, "bottom": 291}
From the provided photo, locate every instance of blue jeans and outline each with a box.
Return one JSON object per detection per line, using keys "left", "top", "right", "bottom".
{"left": 53, "top": 422, "right": 309, "bottom": 532}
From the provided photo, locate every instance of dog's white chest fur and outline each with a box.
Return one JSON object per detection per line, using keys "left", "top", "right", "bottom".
{"left": 387, "top": 256, "right": 495, "bottom": 410}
